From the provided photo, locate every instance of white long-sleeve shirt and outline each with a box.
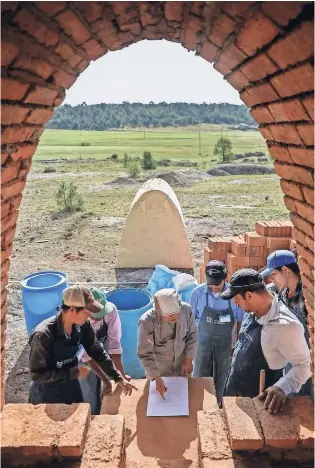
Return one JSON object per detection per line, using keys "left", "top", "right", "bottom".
{"left": 257, "top": 293, "right": 311, "bottom": 395}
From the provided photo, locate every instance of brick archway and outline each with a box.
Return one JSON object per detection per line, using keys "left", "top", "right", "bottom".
{"left": 1, "top": 1, "right": 314, "bottom": 404}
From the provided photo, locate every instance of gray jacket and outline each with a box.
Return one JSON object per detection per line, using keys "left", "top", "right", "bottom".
{"left": 137, "top": 302, "right": 198, "bottom": 380}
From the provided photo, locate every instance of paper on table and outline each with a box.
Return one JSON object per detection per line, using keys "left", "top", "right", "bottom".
{"left": 146, "top": 376, "right": 189, "bottom": 417}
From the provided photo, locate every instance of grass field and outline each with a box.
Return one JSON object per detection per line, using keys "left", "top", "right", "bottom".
{"left": 34, "top": 125, "right": 266, "bottom": 163}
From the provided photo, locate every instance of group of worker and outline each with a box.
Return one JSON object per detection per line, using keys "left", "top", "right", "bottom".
{"left": 28, "top": 249, "right": 312, "bottom": 415}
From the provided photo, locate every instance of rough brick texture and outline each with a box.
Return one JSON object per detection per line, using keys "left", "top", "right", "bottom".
{"left": 197, "top": 409, "right": 232, "bottom": 462}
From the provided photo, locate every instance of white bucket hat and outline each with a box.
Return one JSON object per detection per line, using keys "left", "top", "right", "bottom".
{"left": 154, "top": 288, "right": 181, "bottom": 316}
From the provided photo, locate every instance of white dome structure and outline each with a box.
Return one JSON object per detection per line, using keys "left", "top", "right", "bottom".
{"left": 116, "top": 178, "right": 193, "bottom": 268}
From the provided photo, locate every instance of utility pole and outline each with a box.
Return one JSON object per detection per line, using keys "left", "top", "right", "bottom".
{"left": 199, "top": 124, "right": 201, "bottom": 156}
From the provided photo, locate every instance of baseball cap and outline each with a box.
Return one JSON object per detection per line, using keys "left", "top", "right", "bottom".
{"left": 261, "top": 250, "right": 297, "bottom": 278}
{"left": 63, "top": 285, "right": 103, "bottom": 314}
{"left": 205, "top": 260, "right": 227, "bottom": 286}
{"left": 221, "top": 269, "right": 264, "bottom": 300}
{"left": 89, "top": 287, "right": 115, "bottom": 319}
{"left": 155, "top": 288, "right": 181, "bottom": 316}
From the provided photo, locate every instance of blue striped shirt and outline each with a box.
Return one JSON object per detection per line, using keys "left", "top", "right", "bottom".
{"left": 189, "top": 283, "right": 245, "bottom": 324}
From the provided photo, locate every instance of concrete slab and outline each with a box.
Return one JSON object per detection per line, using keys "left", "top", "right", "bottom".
{"left": 101, "top": 378, "right": 217, "bottom": 467}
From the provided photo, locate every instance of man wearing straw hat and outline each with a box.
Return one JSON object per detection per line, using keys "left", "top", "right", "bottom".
{"left": 137, "top": 288, "right": 198, "bottom": 399}
{"left": 29, "top": 285, "right": 137, "bottom": 405}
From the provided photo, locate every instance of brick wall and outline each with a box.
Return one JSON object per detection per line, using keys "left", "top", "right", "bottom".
{"left": 1, "top": 1, "right": 314, "bottom": 406}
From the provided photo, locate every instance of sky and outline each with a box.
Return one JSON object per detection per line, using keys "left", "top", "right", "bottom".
{"left": 64, "top": 40, "right": 242, "bottom": 106}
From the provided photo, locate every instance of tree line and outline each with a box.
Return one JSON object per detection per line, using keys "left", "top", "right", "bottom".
{"left": 47, "top": 102, "right": 256, "bottom": 131}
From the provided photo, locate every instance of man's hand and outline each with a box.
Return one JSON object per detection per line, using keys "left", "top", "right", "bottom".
{"left": 122, "top": 374, "right": 132, "bottom": 382}
{"left": 77, "top": 366, "right": 90, "bottom": 380}
{"left": 258, "top": 385, "right": 286, "bottom": 414}
{"left": 155, "top": 376, "right": 167, "bottom": 399}
{"left": 101, "top": 378, "right": 113, "bottom": 396}
{"left": 117, "top": 379, "right": 138, "bottom": 396}
{"left": 181, "top": 358, "right": 193, "bottom": 378}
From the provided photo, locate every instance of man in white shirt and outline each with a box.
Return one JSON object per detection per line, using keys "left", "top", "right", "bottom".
{"left": 221, "top": 269, "right": 311, "bottom": 414}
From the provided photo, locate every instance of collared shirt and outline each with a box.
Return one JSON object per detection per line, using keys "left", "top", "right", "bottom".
{"left": 81, "top": 305, "right": 123, "bottom": 362}
{"left": 189, "top": 283, "right": 245, "bottom": 324}
{"left": 257, "top": 293, "right": 311, "bottom": 395}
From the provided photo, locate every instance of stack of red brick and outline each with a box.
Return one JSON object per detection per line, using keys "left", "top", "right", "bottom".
{"left": 201, "top": 219, "right": 295, "bottom": 283}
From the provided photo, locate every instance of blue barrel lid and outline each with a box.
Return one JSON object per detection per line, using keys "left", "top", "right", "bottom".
{"left": 21, "top": 270, "right": 67, "bottom": 291}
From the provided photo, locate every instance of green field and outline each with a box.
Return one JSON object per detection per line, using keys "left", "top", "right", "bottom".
{"left": 34, "top": 125, "right": 266, "bottom": 163}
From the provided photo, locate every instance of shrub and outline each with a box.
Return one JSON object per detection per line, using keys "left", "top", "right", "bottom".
{"left": 111, "top": 154, "right": 118, "bottom": 161}
{"left": 80, "top": 142, "right": 91, "bottom": 146}
{"left": 43, "top": 167, "right": 56, "bottom": 173}
{"left": 123, "top": 152, "right": 130, "bottom": 167}
{"left": 142, "top": 151, "right": 155, "bottom": 170}
{"left": 128, "top": 161, "right": 141, "bottom": 178}
{"left": 56, "top": 181, "right": 84, "bottom": 212}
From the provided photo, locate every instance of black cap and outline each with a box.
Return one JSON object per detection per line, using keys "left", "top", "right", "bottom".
{"left": 221, "top": 269, "right": 264, "bottom": 300}
{"left": 205, "top": 260, "right": 227, "bottom": 286}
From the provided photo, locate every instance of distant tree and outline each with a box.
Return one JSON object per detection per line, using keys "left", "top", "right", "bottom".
{"left": 213, "top": 137, "right": 233, "bottom": 163}
{"left": 142, "top": 151, "right": 155, "bottom": 170}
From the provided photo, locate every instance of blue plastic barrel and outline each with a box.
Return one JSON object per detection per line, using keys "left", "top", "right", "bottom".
{"left": 105, "top": 288, "right": 153, "bottom": 379}
{"left": 21, "top": 271, "right": 68, "bottom": 335}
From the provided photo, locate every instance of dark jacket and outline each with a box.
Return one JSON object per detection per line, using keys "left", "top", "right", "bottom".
{"left": 29, "top": 314, "right": 122, "bottom": 384}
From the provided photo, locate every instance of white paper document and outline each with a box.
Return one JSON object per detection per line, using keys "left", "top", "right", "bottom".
{"left": 146, "top": 376, "right": 189, "bottom": 417}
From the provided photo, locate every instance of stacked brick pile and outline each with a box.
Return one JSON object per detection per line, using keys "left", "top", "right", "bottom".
{"left": 201, "top": 219, "right": 294, "bottom": 283}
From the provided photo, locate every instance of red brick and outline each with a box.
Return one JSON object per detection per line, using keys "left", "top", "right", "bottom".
{"left": 240, "top": 53, "right": 278, "bottom": 82}
{"left": 237, "top": 11, "right": 280, "bottom": 57}
{"left": 217, "top": 43, "right": 247, "bottom": 70}
{"left": 1, "top": 403, "right": 91, "bottom": 458}
{"left": 269, "top": 99, "right": 310, "bottom": 122}
{"left": 12, "top": 55, "right": 54, "bottom": 80}
{"left": 1, "top": 153, "right": 9, "bottom": 165}
{"left": 253, "top": 397, "right": 299, "bottom": 449}
{"left": 1, "top": 163, "right": 20, "bottom": 185}
{"left": 1, "top": 225, "right": 17, "bottom": 250}
{"left": 301, "top": 273, "right": 313, "bottom": 294}
{"left": 13, "top": 9, "right": 59, "bottom": 47}
{"left": 223, "top": 397, "right": 263, "bottom": 450}
{"left": 164, "top": 2, "right": 183, "bottom": 22}
{"left": 271, "top": 63, "right": 314, "bottom": 98}
{"left": 249, "top": 256, "right": 267, "bottom": 267}
{"left": 55, "top": 10, "right": 91, "bottom": 45}
{"left": 10, "top": 194, "right": 23, "bottom": 211}
{"left": 226, "top": 70, "right": 249, "bottom": 92}
{"left": 208, "top": 14, "right": 235, "bottom": 48}
{"left": 1, "top": 244, "right": 13, "bottom": 264}
{"left": 302, "top": 186, "right": 314, "bottom": 206}
{"left": 227, "top": 253, "right": 250, "bottom": 268}
{"left": 280, "top": 179, "right": 304, "bottom": 201}
{"left": 197, "top": 409, "right": 232, "bottom": 462}
{"left": 268, "top": 144, "right": 293, "bottom": 163}
{"left": 267, "top": 237, "right": 290, "bottom": 251}
{"left": 74, "top": 59, "right": 90, "bottom": 73}
{"left": 261, "top": 2, "right": 303, "bottom": 26}
{"left": 275, "top": 162, "right": 314, "bottom": 187}
{"left": 244, "top": 232, "right": 267, "bottom": 247}
{"left": 10, "top": 143, "right": 37, "bottom": 162}
{"left": 1, "top": 77, "right": 30, "bottom": 101}
{"left": 80, "top": 414, "right": 124, "bottom": 468}
{"left": 26, "top": 108, "right": 54, "bottom": 125}
{"left": 268, "top": 21, "right": 314, "bottom": 69}
{"left": 77, "top": 2, "right": 103, "bottom": 23}
{"left": 24, "top": 86, "right": 59, "bottom": 105}
{"left": 288, "top": 147, "right": 314, "bottom": 169}
{"left": 304, "top": 235, "right": 314, "bottom": 253}
{"left": 299, "top": 257, "right": 313, "bottom": 279}
{"left": 1, "top": 258, "right": 9, "bottom": 279}
{"left": 200, "top": 41, "right": 217, "bottom": 63}
{"left": 240, "top": 83, "right": 279, "bottom": 107}
{"left": 302, "top": 95, "right": 314, "bottom": 121}
{"left": 295, "top": 200, "right": 314, "bottom": 224}
{"left": 55, "top": 42, "right": 76, "bottom": 61}
{"left": 81, "top": 39, "right": 106, "bottom": 61}
{"left": 284, "top": 195, "right": 297, "bottom": 212}
{"left": 288, "top": 397, "right": 314, "bottom": 448}
{"left": 259, "top": 126, "right": 273, "bottom": 141}
{"left": 290, "top": 238, "right": 297, "bottom": 251}
{"left": 1, "top": 273, "right": 8, "bottom": 293}
{"left": 52, "top": 70, "right": 77, "bottom": 89}
{"left": 54, "top": 89, "right": 66, "bottom": 107}
{"left": 1, "top": 179, "right": 26, "bottom": 202}
{"left": 292, "top": 214, "right": 314, "bottom": 240}
{"left": 296, "top": 123, "right": 314, "bottom": 146}
{"left": 204, "top": 247, "right": 226, "bottom": 264}
{"left": 213, "top": 61, "right": 231, "bottom": 76}
{"left": 268, "top": 124, "right": 303, "bottom": 145}
{"left": 36, "top": 1, "right": 66, "bottom": 16}
{"left": 1, "top": 126, "right": 37, "bottom": 144}
{"left": 200, "top": 264, "right": 206, "bottom": 284}
{"left": 1, "top": 202, "right": 10, "bottom": 220}
{"left": 1, "top": 39, "right": 19, "bottom": 67}
{"left": 231, "top": 236, "right": 247, "bottom": 256}
{"left": 1, "top": 105, "right": 30, "bottom": 125}
{"left": 1, "top": 211, "right": 19, "bottom": 234}
{"left": 222, "top": 2, "right": 254, "bottom": 19}
{"left": 250, "top": 106, "right": 275, "bottom": 124}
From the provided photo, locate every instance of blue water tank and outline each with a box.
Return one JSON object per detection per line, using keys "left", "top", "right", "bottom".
{"left": 105, "top": 288, "right": 152, "bottom": 379}
{"left": 21, "top": 271, "right": 68, "bottom": 335}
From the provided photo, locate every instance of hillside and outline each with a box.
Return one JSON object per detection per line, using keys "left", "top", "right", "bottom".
{"left": 47, "top": 102, "right": 256, "bottom": 131}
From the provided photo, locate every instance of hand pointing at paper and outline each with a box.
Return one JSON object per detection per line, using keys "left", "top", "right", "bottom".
{"left": 155, "top": 376, "right": 168, "bottom": 399}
